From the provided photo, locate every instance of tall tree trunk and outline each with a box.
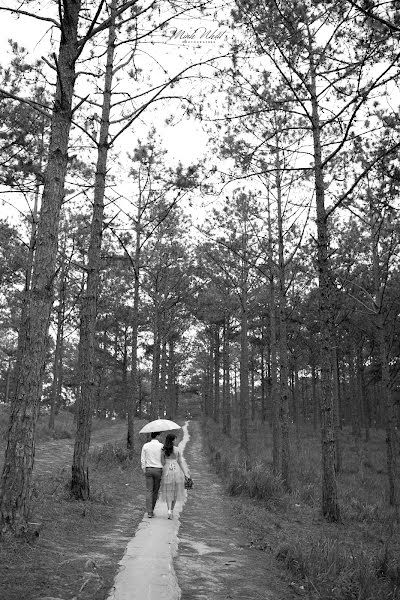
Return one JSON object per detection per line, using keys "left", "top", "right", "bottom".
{"left": 332, "top": 346, "right": 341, "bottom": 473}
{"left": 239, "top": 296, "right": 249, "bottom": 453}
{"left": 0, "top": 0, "right": 82, "bottom": 535}
{"left": 311, "top": 361, "right": 319, "bottom": 433}
{"left": 292, "top": 364, "right": 300, "bottom": 444}
{"left": 4, "top": 359, "right": 12, "bottom": 404}
{"left": 151, "top": 315, "right": 161, "bottom": 419}
{"left": 275, "top": 142, "right": 291, "bottom": 490}
{"left": 214, "top": 325, "right": 220, "bottom": 424}
{"left": 208, "top": 336, "right": 214, "bottom": 419}
{"left": 250, "top": 357, "right": 255, "bottom": 421}
{"left": 267, "top": 192, "right": 280, "bottom": 476}
{"left": 370, "top": 195, "right": 399, "bottom": 510}
{"left": 71, "top": 0, "right": 116, "bottom": 500}
{"left": 260, "top": 335, "right": 266, "bottom": 423}
{"left": 309, "top": 41, "right": 340, "bottom": 521}
{"left": 233, "top": 362, "right": 238, "bottom": 420}
{"left": 239, "top": 200, "right": 249, "bottom": 454}
{"left": 127, "top": 201, "right": 141, "bottom": 449}
{"left": 222, "top": 315, "right": 231, "bottom": 435}
{"left": 13, "top": 177, "right": 41, "bottom": 390}
{"left": 160, "top": 336, "right": 167, "bottom": 417}
{"left": 49, "top": 252, "right": 66, "bottom": 430}
{"left": 167, "top": 338, "right": 176, "bottom": 419}
{"left": 349, "top": 343, "right": 363, "bottom": 477}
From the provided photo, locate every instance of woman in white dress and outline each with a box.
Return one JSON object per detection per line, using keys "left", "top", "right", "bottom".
{"left": 160, "top": 433, "right": 189, "bottom": 519}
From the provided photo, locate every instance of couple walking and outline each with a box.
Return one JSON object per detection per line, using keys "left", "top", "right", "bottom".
{"left": 141, "top": 431, "right": 189, "bottom": 519}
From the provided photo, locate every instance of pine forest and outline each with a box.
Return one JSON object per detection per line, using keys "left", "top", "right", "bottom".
{"left": 0, "top": 1, "right": 399, "bottom": 599}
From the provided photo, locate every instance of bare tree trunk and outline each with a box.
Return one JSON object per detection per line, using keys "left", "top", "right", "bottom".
{"left": 349, "top": 344, "right": 363, "bottom": 478}
{"left": 260, "top": 336, "right": 266, "bottom": 423}
{"left": 332, "top": 346, "right": 341, "bottom": 473}
{"left": 160, "top": 336, "right": 167, "bottom": 417}
{"left": 292, "top": 364, "right": 300, "bottom": 444}
{"left": 310, "top": 44, "right": 340, "bottom": 521}
{"left": 239, "top": 295, "right": 249, "bottom": 453}
{"left": 275, "top": 143, "right": 291, "bottom": 490}
{"left": 239, "top": 199, "right": 250, "bottom": 454}
{"left": 311, "top": 361, "right": 318, "bottom": 432}
{"left": 214, "top": 325, "right": 220, "bottom": 424}
{"left": 71, "top": 0, "right": 116, "bottom": 500}
{"left": 268, "top": 192, "right": 280, "bottom": 476}
{"left": 250, "top": 357, "right": 255, "bottom": 421}
{"left": 0, "top": 0, "right": 82, "bottom": 535}
{"left": 49, "top": 253, "right": 66, "bottom": 430}
{"left": 233, "top": 362, "right": 238, "bottom": 421}
{"left": 4, "top": 359, "right": 12, "bottom": 404}
{"left": 370, "top": 196, "right": 399, "bottom": 510}
{"left": 167, "top": 338, "right": 176, "bottom": 419}
{"left": 151, "top": 316, "right": 161, "bottom": 419}
{"left": 127, "top": 203, "right": 141, "bottom": 449}
{"left": 13, "top": 178, "right": 40, "bottom": 388}
{"left": 222, "top": 315, "right": 231, "bottom": 435}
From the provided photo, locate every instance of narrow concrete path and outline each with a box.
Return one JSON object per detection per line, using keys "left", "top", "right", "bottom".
{"left": 106, "top": 423, "right": 190, "bottom": 600}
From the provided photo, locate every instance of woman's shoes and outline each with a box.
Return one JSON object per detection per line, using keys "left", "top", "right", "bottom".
{"left": 167, "top": 509, "right": 173, "bottom": 519}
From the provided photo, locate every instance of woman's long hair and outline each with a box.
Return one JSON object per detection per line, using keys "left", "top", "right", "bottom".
{"left": 163, "top": 433, "right": 176, "bottom": 457}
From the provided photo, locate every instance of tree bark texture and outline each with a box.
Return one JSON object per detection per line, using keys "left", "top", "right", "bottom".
{"left": 127, "top": 204, "right": 141, "bottom": 449}
{"left": 239, "top": 297, "right": 249, "bottom": 454}
{"left": 239, "top": 200, "right": 249, "bottom": 454}
{"left": 151, "top": 313, "right": 161, "bottom": 419}
{"left": 275, "top": 146, "right": 291, "bottom": 489}
{"left": 0, "top": 0, "right": 81, "bottom": 535}
{"left": 71, "top": 0, "right": 116, "bottom": 500}
{"left": 49, "top": 255, "right": 66, "bottom": 430}
{"left": 160, "top": 337, "right": 168, "bottom": 417}
{"left": 222, "top": 315, "right": 231, "bottom": 435}
{"left": 310, "top": 50, "right": 340, "bottom": 521}
{"left": 167, "top": 339, "right": 176, "bottom": 419}
{"left": 370, "top": 198, "right": 400, "bottom": 509}
{"left": 268, "top": 192, "right": 280, "bottom": 476}
{"left": 214, "top": 325, "right": 220, "bottom": 423}
{"left": 331, "top": 346, "right": 341, "bottom": 474}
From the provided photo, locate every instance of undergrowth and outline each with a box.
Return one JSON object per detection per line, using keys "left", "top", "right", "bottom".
{"left": 203, "top": 418, "right": 400, "bottom": 600}
{"left": 0, "top": 404, "right": 121, "bottom": 447}
{"left": 90, "top": 442, "right": 132, "bottom": 470}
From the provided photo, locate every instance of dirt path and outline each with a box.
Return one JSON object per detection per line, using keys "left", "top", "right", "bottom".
{"left": 174, "top": 421, "right": 297, "bottom": 600}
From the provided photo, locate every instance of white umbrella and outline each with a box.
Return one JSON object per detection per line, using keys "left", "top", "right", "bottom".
{"left": 139, "top": 418, "right": 181, "bottom": 434}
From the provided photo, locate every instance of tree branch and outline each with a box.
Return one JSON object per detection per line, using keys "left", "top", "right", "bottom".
{"left": 0, "top": 88, "right": 51, "bottom": 119}
{"left": 0, "top": 6, "right": 60, "bottom": 27}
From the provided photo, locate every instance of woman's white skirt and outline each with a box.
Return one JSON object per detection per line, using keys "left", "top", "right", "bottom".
{"left": 160, "top": 460, "right": 185, "bottom": 503}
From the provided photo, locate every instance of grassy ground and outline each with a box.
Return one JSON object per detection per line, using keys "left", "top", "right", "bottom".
{"left": 203, "top": 418, "right": 400, "bottom": 600}
{"left": 0, "top": 408, "right": 147, "bottom": 600}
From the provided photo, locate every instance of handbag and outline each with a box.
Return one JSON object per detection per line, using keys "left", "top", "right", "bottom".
{"left": 184, "top": 476, "right": 193, "bottom": 490}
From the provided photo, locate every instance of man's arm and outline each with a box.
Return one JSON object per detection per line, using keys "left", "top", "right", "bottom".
{"left": 141, "top": 445, "right": 146, "bottom": 472}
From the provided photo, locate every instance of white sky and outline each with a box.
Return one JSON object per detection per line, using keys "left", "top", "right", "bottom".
{"left": 0, "top": 1, "right": 232, "bottom": 163}
{"left": 0, "top": 2, "right": 235, "bottom": 226}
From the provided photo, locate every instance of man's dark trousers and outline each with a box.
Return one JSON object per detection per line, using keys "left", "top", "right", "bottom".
{"left": 145, "top": 467, "right": 163, "bottom": 515}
